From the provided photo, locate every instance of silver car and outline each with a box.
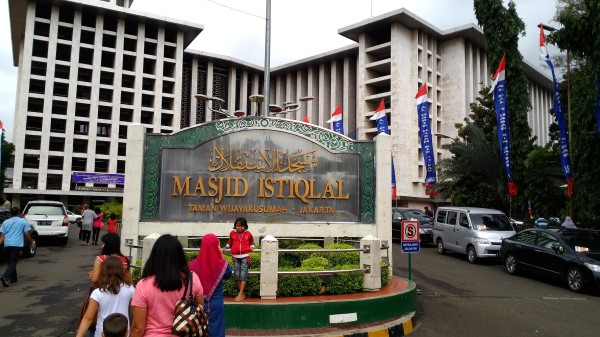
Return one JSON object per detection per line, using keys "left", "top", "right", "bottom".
{"left": 433, "top": 207, "right": 515, "bottom": 263}
{"left": 22, "top": 201, "right": 69, "bottom": 245}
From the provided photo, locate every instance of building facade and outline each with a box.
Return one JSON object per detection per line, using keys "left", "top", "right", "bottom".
{"left": 6, "top": 0, "right": 553, "bottom": 210}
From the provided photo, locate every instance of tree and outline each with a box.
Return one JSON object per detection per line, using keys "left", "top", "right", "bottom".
{"left": 474, "top": 0, "right": 536, "bottom": 215}
{"left": 437, "top": 86, "right": 516, "bottom": 214}
{"left": 437, "top": 122, "right": 507, "bottom": 211}
{"left": 550, "top": 0, "right": 600, "bottom": 225}
{"left": 522, "top": 146, "right": 567, "bottom": 219}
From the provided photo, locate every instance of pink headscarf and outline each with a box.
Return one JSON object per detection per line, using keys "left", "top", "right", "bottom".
{"left": 189, "top": 233, "right": 228, "bottom": 300}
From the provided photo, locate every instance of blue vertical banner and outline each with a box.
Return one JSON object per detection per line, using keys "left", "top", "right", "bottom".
{"left": 369, "top": 99, "right": 396, "bottom": 199}
{"left": 490, "top": 55, "right": 518, "bottom": 197}
{"left": 326, "top": 104, "right": 344, "bottom": 135}
{"left": 391, "top": 158, "right": 397, "bottom": 200}
{"left": 415, "top": 84, "right": 437, "bottom": 195}
{"left": 540, "top": 26, "right": 573, "bottom": 197}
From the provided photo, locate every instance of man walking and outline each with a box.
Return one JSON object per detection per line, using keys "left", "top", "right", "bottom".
{"left": 424, "top": 206, "right": 433, "bottom": 217}
{"left": 0, "top": 207, "right": 33, "bottom": 287}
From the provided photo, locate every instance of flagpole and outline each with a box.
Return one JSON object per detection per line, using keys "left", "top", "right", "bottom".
{"left": 262, "top": 0, "right": 271, "bottom": 117}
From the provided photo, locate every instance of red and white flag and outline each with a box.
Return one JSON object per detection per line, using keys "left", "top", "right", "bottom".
{"left": 326, "top": 104, "right": 344, "bottom": 134}
{"left": 369, "top": 99, "right": 386, "bottom": 121}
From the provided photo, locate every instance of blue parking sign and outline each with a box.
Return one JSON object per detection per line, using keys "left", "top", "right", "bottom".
{"left": 401, "top": 241, "right": 420, "bottom": 253}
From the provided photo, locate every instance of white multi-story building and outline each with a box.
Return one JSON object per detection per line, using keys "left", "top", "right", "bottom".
{"left": 6, "top": 0, "right": 553, "bottom": 209}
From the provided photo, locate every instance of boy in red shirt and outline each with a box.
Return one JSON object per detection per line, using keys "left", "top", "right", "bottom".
{"left": 225, "top": 217, "right": 254, "bottom": 301}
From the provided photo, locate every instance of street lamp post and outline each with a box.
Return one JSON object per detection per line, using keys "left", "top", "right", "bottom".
{"left": 195, "top": 94, "right": 246, "bottom": 118}
{"left": 268, "top": 96, "right": 314, "bottom": 117}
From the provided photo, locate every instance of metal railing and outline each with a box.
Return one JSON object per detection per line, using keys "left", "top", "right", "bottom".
{"left": 126, "top": 238, "right": 389, "bottom": 276}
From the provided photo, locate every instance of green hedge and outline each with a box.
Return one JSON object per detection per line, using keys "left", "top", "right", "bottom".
{"left": 326, "top": 264, "right": 364, "bottom": 294}
{"left": 132, "top": 244, "right": 391, "bottom": 298}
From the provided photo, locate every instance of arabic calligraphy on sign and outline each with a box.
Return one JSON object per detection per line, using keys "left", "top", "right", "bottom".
{"left": 208, "top": 147, "right": 318, "bottom": 173}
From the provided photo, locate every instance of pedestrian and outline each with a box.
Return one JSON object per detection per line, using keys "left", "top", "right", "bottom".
{"left": 1, "top": 194, "right": 11, "bottom": 209}
{"left": 0, "top": 207, "right": 34, "bottom": 286}
{"left": 189, "top": 233, "right": 232, "bottom": 337}
{"left": 89, "top": 233, "right": 131, "bottom": 285}
{"left": 424, "top": 206, "right": 433, "bottom": 217}
{"left": 561, "top": 216, "right": 577, "bottom": 229}
{"left": 102, "top": 313, "right": 128, "bottom": 337}
{"left": 92, "top": 207, "right": 103, "bottom": 245}
{"left": 75, "top": 256, "right": 135, "bottom": 337}
{"left": 130, "top": 234, "right": 204, "bottom": 337}
{"left": 106, "top": 213, "right": 118, "bottom": 234}
{"left": 81, "top": 204, "right": 96, "bottom": 245}
{"left": 224, "top": 217, "right": 254, "bottom": 301}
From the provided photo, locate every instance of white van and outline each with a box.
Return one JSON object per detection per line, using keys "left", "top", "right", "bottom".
{"left": 433, "top": 207, "right": 515, "bottom": 263}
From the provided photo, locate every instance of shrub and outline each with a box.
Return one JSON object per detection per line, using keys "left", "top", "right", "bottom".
{"left": 381, "top": 261, "right": 389, "bottom": 287}
{"left": 97, "top": 199, "right": 123, "bottom": 221}
{"left": 301, "top": 256, "right": 328, "bottom": 269}
{"left": 277, "top": 268, "right": 322, "bottom": 297}
{"left": 223, "top": 274, "right": 260, "bottom": 298}
{"left": 326, "top": 265, "right": 363, "bottom": 295}
{"left": 324, "top": 243, "right": 359, "bottom": 267}
{"left": 282, "top": 243, "right": 323, "bottom": 267}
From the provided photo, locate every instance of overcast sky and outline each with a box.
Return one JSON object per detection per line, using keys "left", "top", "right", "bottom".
{"left": 0, "top": 0, "right": 559, "bottom": 142}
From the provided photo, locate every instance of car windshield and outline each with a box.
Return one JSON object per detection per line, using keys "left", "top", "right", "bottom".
{"left": 403, "top": 211, "right": 432, "bottom": 224}
{"left": 469, "top": 213, "right": 513, "bottom": 231}
{"left": 26, "top": 205, "right": 64, "bottom": 216}
{"left": 560, "top": 232, "right": 600, "bottom": 252}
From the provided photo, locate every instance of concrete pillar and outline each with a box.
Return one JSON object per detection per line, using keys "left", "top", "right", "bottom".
{"left": 141, "top": 233, "right": 161, "bottom": 271}
{"left": 260, "top": 235, "right": 279, "bottom": 299}
{"left": 121, "top": 124, "right": 145, "bottom": 254}
{"left": 374, "top": 133, "right": 392, "bottom": 270}
{"left": 360, "top": 235, "right": 381, "bottom": 292}
{"left": 323, "top": 237, "right": 334, "bottom": 247}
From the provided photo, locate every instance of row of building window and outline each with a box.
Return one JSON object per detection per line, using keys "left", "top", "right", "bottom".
{"left": 31, "top": 40, "right": 176, "bottom": 76}
{"left": 34, "top": 3, "right": 178, "bottom": 42}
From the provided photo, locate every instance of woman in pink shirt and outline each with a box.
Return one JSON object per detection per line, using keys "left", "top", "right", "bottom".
{"left": 91, "top": 207, "right": 103, "bottom": 245}
{"left": 130, "top": 234, "right": 204, "bottom": 337}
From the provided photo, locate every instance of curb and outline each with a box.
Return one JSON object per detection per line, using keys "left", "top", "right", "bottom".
{"left": 225, "top": 312, "right": 416, "bottom": 337}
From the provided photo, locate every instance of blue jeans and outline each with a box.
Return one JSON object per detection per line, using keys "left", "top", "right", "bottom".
{"left": 3, "top": 246, "right": 21, "bottom": 282}
{"left": 233, "top": 257, "right": 249, "bottom": 281}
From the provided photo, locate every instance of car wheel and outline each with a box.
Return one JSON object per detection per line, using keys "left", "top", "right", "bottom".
{"left": 22, "top": 238, "right": 37, "bottom": 258}
{"left": 59, "top": 237, "right": 69, "bottom": 245}
{"left": 505, "top": 254, "right": 517, "bottom": 274}
{"left": 566, "top": 266, "right": 584, "bottom": 292}
{"left": 467, "top": 246, "right": 478, "bottom": 264}
{"left": 437, "top": 239, "right": 446, "bottom": 254}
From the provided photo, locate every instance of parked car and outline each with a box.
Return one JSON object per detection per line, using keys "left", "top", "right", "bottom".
{"left": 433, "top": 207, "right": 515, "bottom": 263}
{"left": 0, "top": 206, "right": 38, "bottom": 260}
{"left": 22, "top": 201, "right": 69, "bottom": 245}
{"left": 66, "top": 210, "right": 82, "bottom": 224}
{"left": 392, "top": 208, "right": 434, "bottom": 244}
{"left": 500, "top": 228, "right": 600, "bottom": 292}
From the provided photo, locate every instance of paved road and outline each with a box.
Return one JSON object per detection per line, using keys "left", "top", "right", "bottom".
{"left": 0, "top": 224, "right": 100, "bottom": 337}
{"left": 392, "top": 243, "right": 600, "bottom": 337}
{"left": 3, "top": 230, "right": 600, "bottom": 337}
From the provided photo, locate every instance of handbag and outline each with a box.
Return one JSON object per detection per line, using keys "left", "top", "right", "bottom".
{"left": 77, "top": 286, "right": 98, "bottom": 331}
{"left": 172, "top": 272, "right": 209, "bottom": 337}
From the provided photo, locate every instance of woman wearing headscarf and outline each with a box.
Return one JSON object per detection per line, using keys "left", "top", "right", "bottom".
{"left": 561, "top": 216, "right": 577, "bottom": 229}
{"left": 189, "top": 233, "right": 232, "bottom": 337}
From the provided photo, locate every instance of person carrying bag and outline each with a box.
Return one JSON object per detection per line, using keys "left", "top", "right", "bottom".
{"left": 172, "top": 272, "right": 209, "bottom": 336}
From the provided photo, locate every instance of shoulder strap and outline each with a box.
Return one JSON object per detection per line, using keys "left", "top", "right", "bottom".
{"left": 187, "top": 271, "right": 194, "bottom": 302}
{"left": 180, "top": 272, "right": 190, "bottom": 300}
